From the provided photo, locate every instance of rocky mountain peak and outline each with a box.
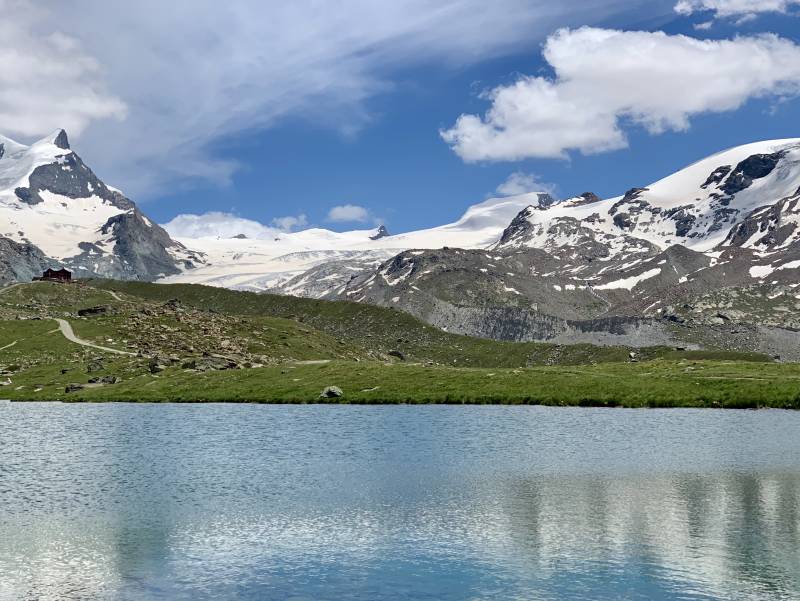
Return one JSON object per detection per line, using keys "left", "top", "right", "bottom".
{"left": 52, "top": 129, "right": 70, "bottom": 150}
{"left": 0, "top": 128, "right": 200, "bottom": 282}
{"left": 534, "top": 193, "right": 557, "bottom": 209}
{"left": 370, "top": 225, "right": 390, "bottom": 240}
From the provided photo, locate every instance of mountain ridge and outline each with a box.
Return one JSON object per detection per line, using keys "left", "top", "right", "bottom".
{"left": 4, "top": 131, "right": 800, "bottom": 356}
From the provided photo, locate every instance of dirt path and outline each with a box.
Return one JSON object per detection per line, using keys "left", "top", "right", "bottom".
{"left": 53, "top": 318, "right": 136, "bottom": 356}
{"left": 105, "top": 290, "right": 124, "bottom": 302}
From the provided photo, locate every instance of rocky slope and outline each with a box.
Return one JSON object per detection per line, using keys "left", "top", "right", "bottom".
{"left": 0, "top": 130, "right": 200, "bottom": 282}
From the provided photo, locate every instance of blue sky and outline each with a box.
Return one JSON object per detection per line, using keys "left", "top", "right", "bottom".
{"left": 2, "top": 0, "right": 800, "bottom": 236}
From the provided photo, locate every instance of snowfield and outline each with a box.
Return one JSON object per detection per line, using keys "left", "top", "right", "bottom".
{"left": 162, "top": 193, "right": 544, "bottom": 291}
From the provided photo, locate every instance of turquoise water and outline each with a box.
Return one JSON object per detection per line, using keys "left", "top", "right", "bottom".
{"left": 1, "top": 404, "right": 799, "bottom": 600}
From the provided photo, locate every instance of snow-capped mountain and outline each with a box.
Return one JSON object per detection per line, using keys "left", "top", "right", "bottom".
{"left": 496, "top": 139, "right": 800, "bottom": 253}
{"left": 315, "top": 138, "right": 800, "bottom": 357}
{"left": 0, "top": 130, "right": 199, "bottom": 283}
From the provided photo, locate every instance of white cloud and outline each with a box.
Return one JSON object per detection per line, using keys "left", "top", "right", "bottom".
{"left": 161, "top": 212, "right": 299, "bottom": 239}
{"left": 0, "top": 0, "right": 641, "bottom": 198}
{"left": 0, "top": 0, "right": 126, "bottom": 138}
{"left": 442, "top": 28, "right": 800, "bottom": 162}
{"left": 327, "top": 204, "right": 370, "bottom": 223}
{"left": 495, "top": 172, "right": 555, "bottom": 196}
{"left": 271, "top": 214, "right": 308, "bottom": 232}
{"left": 675, "top": 0, "right": 799, "bottom": 18}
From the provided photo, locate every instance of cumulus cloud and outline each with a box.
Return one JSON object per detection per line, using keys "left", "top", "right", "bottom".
{"left": 674, "top": 0, "right": 799, "bottom": 18}
{"left": 326, "top": 204, "right": 371, "bottom": 223}
{"left": 0, "top": 0, "right": 126, "bottom": 138}
{"left": 162, "top": 211, "right": 307, "bottom": 239}
{"left": 271, "top": 214, "right": 308, "bottom": 232}
{"left": 442, "top": 28, "right": 800, "bottom": 162}
{"left": 0, "top": 0, "right": 644, "bottom": 198}
{"left": 495, "top": 172, "right": 556, "bottom": 196}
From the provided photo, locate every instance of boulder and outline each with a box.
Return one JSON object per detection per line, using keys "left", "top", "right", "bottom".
{"left": 388, "top": 350, "right": 406, "bottom": 361}
{"left": 78, "top": 306, "right": 108, "bottom": 317}
{"left": 319, "top": 386, "right": 344, "bottom": 399}
{"left": 147, "top": 357, "right": 167, "bottom": 373}
{"left": 88, "top": 375, "right": 120, "bottom": 385}
{"left": 65, "top": 383, "right": 85, "bottom": 393}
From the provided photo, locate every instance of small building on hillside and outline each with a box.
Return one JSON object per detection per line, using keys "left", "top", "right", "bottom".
{"left": 33, "top": 268, "right": 72, "bottom": 283}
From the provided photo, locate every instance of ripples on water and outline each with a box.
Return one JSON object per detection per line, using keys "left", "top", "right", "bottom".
{"left": 0, "top": 405, "right": 798, "bottom": 600}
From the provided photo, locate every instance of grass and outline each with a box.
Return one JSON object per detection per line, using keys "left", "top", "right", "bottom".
{"left": 0, "top": 280, "right": 795, "bottom": 407}
{"left": 4, "top": 360, "right": 800, "bottom": 408}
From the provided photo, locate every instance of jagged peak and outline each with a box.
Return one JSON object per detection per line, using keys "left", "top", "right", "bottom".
{"left": 33, "top": 129, "right": 70, "bottom": 150}
{"left": 370, "top": 225, "right": 390, "bottom": 240}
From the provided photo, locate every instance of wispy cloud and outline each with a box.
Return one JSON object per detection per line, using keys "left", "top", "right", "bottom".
{"left": 495, "top": 172, "right": 556, "bottom": 197}
{"left": 0, "top": 0, "right": 658, "bottom": 199}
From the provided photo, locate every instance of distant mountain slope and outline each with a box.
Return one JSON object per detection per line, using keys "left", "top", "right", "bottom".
{"left": 162, "top": 192, "right": 556, "bottom": 293}
{"left": 0, "top": 130, "right": 200, "bottom": 281}
{"left": 318, "top": 139, "right": 800, "bottom": 356}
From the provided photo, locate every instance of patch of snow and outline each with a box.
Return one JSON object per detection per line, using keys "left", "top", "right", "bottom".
{"left": 749, "top": 265, "right": 775, "bottom": 279}
{"left": 595, "top": 268, "right": 662, "bottom": 291}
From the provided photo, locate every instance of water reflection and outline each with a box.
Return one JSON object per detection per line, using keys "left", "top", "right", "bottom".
{"left": 0, "top": 405, "right": 799, "bottom": 600}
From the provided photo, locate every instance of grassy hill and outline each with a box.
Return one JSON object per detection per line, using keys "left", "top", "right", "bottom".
{"left": 0, "top": 279, "right": 794, "bottom": 407}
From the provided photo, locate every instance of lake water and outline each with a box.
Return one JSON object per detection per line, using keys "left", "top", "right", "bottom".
{"left": 1, "top": 404, "right": 799, "bottom": 601}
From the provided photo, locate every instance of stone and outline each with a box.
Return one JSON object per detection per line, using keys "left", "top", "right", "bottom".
{"left": 388, "top": 350, "right": 406, "bottom": 361}
{"left": 78, "top": 306, "right": 108, "bottom": 317}
{"left": 89, "top": 375, "right": 120, "bottom": 385}
{"left": 87, "top": 359, "right": 104, "bottom": 373}
{"left": 319, "top": 386, "right": 343, "bottom": 399}
{"left": 65, "top": 383, "right": 85, "bottom": 393}
{"left": 148, "top": 357, "right": 167, "bottom": 374}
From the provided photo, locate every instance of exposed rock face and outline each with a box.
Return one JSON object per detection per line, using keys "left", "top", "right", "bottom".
{"left": 0, "top": 236, "right": 50, "bottom": 285}
{"left": 13, "top": 131, "right": 132, "bottom": 210}
{"left": 97, "top": 210, "right": 188, "bottom": 279}
{"left": 725, "top": 190, "right": 800, "bottom": 250}
{"left": 721, "top": 151, "right": 785, "bottom": 196}
{"left": 573, "top": 192, "right": 601, "bottom": 206}
{"left": 370, "top": 225, "right": 390, "bottom": 240}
